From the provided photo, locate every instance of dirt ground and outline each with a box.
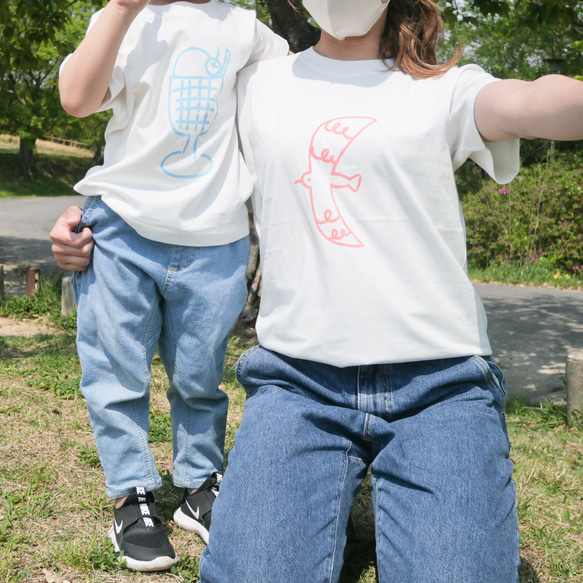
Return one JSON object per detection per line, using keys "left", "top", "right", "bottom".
{"left": 0, "top": 316, "right": 58, "bottom": 337}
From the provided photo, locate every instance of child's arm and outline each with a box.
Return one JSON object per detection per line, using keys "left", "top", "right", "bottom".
{"left": 475, "top": 75, "right": 583, "bottom": 142}
{"left": 59, "top": 0, "right": 150, "bottom": 118}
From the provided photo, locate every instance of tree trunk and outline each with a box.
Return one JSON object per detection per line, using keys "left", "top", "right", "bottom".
{"left": 19, "top": 137, "right": 36, "bottom": 175}
{"left": 93, "top": 143, "right": 104, "bottom": 166}
{"left": 234, "top": 214, "right": 262, "bottom": 335}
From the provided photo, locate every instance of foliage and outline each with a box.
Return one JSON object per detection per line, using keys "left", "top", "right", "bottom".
{"left": 442, "top": 0, "right": 583, "bottom": 79}
{"left": 223, "top": 0, "right": 271, "bottom": 24}
{"left": 51, "top": 0, "right": 111, "bottom": 161}
{"left": 441, "top": 1, "right": 583, "bottom": 163}
{"left": 3, "top": 0, "right": 580, "bottom": 170}
{"left": 78, "top": 445, "right": 101, "bottom": 468}
{"left": 444, "top": 0, "right": 583, "bottom": 46}
{"left": 462, "top": 153, "right": 583, "bottom": 274}
{"left": 0, "top": 0, "right": 105, "bottom": 172}
{"left": 171, "top": 556, "right": 201, "bottom": 583}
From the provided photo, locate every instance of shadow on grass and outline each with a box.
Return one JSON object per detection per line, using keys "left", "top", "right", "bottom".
{"left": 340, "top": 508, "right": 543, "bottom": 583}
{"left": 519, "top": 559, "right": 542, "bottom": 583}
{"left": 0, "top": 333, "right": 77, "bottom": 359}
{"left": 340, "top": 544, "right": 542, "bottom": 583}
{"left": 340, "top": 535, "right": 377, "bottom": 583}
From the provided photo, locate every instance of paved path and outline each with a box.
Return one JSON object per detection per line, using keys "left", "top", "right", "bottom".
{"left": 1, "top": 196, "right": 582, "bottom": 403}
{"left": 475, "top": 283, "right": 582, "bottom": 402}
{"left": 0, "top": 195, "right": 86, "bottom": 272}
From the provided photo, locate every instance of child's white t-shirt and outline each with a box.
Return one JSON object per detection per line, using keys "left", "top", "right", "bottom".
{"left": 237, "top": 48, "right": 520, "bottom": 367}
{"left": 68, "top": 1, "right": 288, "bottom": 246}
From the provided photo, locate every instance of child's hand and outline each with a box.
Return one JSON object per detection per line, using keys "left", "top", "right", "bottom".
{"left": 50, "top": 207, "right": 94, "bottom": 271}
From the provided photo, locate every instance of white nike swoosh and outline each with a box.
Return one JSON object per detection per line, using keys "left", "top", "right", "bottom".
{"left": 186, "top": 500, "right": 200, "bottom": 520}
{"left": 114, "top": 519, "right": 124, "bottom": 534}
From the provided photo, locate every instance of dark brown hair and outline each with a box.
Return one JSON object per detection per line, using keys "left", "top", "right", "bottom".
{"left": 382, "top": 0, "right": 462, "bottom": 78}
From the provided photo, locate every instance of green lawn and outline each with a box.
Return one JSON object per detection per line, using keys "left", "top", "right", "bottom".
{"left": 0, "top": 138, "right": 93, "bottom": 199}
{"left": 0, "top": 280, "right": 582, "bottom": 581}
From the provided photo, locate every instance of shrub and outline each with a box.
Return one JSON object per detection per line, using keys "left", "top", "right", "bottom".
{"left": 462, "top": 153, "right": 583, "bottom": 273}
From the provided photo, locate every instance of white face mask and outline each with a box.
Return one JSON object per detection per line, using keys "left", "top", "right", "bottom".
{"left": 303, "top": 0, "right": 389, "bottom": 41}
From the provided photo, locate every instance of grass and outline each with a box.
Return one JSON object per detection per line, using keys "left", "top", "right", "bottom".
{"left": 468, "top": 262, "right": 583, "bottom": 291}
{"left": 0, "top": 135, "right": 93, "bottom": 199}
{"left": 508, "top": 399, "right": 583, "bottom": 582}
{"left": 0, "top": 324, "right": 241, "bottom": 583}
{"left": 0, "top": 279, "right": 582, "bottom": 581}
{"left": 0, "top": 274, "right": 77, "bottom": 332}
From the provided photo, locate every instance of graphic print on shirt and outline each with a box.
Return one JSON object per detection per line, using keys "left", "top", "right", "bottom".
{"left": 161, "top": 47, "right": 231, "bottom": 179}
{"left": 296, "top": 117, "right": 376, "bottom": 247}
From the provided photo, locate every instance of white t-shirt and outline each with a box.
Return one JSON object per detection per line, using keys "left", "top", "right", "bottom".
{"left": 237, "top": 48, "right": 520, "bottom": 367}
{"left": 68, "top": 1, "right": 288, "bottom": 246}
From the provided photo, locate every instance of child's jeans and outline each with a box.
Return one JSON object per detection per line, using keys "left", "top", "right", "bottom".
{"left": 200, "top": 346, "right": 520, "bottom": 583}
{"left": 73, "top": 196, "right": 249, "bottom": 499}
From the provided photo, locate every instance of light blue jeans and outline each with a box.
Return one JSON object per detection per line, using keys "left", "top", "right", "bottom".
{"left": 200, "top": 346, "right": 520, "bottom": 583}
{"left": 73, "top": 197, "right": 249, "bottom": 498}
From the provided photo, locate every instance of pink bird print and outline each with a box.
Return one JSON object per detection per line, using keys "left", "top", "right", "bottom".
{"left": 296, "top": 117, "right": 376, "bottom": 247}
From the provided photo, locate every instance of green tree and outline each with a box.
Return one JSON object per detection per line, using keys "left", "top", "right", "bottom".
{"left": 51, "top": 1, "right": 111, "bottom": 165}
{"left": 440, "top": 0, "right": 583, "bottom": 180}
{"left": 443, "top": 0, "right": 583, "bottom": 79}
{"left": 0, "top": 0, "right": 102, "bottom": 173}
{"left": 224, "top": 0, "right": 318, "bottom": 51}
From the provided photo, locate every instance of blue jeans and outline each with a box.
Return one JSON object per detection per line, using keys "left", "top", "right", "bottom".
{"left": 200, "top": 346, "right": 520, "bottom": 583}
{"left": 73, "top": 197, "right": 249, "bottom": 498}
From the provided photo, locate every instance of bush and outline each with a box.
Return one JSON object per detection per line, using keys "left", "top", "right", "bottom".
{"left": 462, "top": 153, "right": 583, "bottom": 275}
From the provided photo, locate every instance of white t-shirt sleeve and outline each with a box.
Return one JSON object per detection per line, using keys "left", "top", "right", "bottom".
{"left": 245, "top": 19, "right": 289, "bottom": 67}
{"left": 448, "top": 64, "right": 520, "bottom": 184}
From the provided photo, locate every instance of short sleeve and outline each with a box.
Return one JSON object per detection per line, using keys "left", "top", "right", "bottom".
{"left": 448, "top": 64, "right": 520, "bottom": 185}
{"left": 245, "top": 19, "right": 289, "bottom": 68}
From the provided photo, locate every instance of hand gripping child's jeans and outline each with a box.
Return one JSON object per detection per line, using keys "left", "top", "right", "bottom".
{"left": 73, "top": 197, "right": 249, "bottom": 499}
{"left": 200, "top": 346, "right": 520, "bottom": 583}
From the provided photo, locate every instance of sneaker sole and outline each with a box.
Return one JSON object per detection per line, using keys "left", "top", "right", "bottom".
{"left": 173, "top": 507, "right": 210, "bottom": 544}
{"left": 108, "top": 526, "right": 179, "bottom": 572}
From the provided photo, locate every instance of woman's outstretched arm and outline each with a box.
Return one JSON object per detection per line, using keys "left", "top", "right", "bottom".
{"left": 475, "top": 75, "right": 583, "bottom": 142}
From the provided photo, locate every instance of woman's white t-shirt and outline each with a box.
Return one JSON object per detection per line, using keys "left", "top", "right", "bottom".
{"left": 237, "top": 48, "right": 520, "bottom": 366}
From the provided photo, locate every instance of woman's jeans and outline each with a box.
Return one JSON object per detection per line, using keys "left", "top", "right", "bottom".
{"left": 200, "top": 346, "right": 520, "bottom": 583}
{"left": 73, "top": 197, "right": 249, "bottom": 498}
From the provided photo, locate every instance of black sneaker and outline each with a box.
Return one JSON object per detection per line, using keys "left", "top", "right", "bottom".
{"left": 173, "top": 471, "right": 222, "bottom": 544}
{"left": 108, "top": 487, "right": 178, "bottom": 572}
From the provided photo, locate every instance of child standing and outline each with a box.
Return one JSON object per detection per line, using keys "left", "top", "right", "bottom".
{"left": 58, "top": 0, "right": 287, "bottom": 572}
